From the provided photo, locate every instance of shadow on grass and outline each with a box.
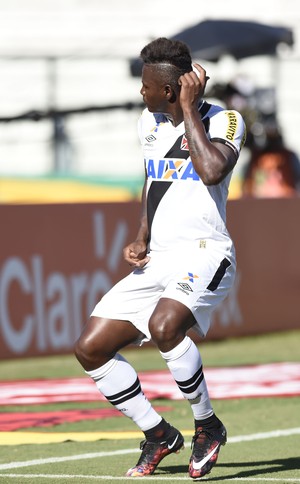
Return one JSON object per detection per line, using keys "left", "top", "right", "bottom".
{"left": 157, "top": 456, "right": 299, "bottom": 480}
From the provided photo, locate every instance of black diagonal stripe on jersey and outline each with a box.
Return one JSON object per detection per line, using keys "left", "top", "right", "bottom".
{"left": 164, "top": 102, "right": 211, "bottom": 158}
{"left": 202, "top": 117, "right": 210, "bottom": 133}
{"left": 105, "top": 377, "right": 141, "bottom": 406}
{"left": 207, "top": 258, "right": 231, "bottom": 292}
{"left": 147, "top": 180, "right": 172, "bottom": 244}
{"left": 199, "top": 101, "right": 211, "bottom": 118}
{"left": 147, "top": 130, "right": 190, "bottom": 240}
{"left": 200, "top": 102, "right": 211, "bottom": 133}
{"left": 147, "top": 102, "right": 212, "bottom": 241}
{"left": 164, "top": 135, "right": 191, "bottom": 159}
{"left": 199, "top": 101, "right": 211, "bottom": 133}
{"left": 174, "top": 365, "right": 204, "bottom": 394}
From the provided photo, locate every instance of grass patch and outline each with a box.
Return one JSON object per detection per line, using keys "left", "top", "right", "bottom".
{"left": 0, "top": 330, "right": 299, "bottom": 483}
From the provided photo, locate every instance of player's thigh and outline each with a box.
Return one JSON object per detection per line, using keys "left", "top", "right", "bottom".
{"left": 76, "top": 316, "right": 143, "bottom": 358}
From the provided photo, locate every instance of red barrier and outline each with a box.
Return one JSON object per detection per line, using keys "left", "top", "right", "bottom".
{"left": 211, "top": 198, "right": 300, "bottom": 338}
{"left": 0, "top": 199, "right": 299, "bottom": 359}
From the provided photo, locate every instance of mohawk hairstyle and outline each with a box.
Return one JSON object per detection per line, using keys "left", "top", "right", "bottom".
{"left": 140, "top": 37, "right": 192, "bottom": 75}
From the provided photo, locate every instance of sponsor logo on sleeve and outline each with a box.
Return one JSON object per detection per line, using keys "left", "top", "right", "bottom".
{"left": 225, "top": 111, "right": 238, "bottom": 141}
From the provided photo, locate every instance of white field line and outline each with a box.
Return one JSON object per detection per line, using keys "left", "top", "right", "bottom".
{"left": 0, "top": 475, "right": 300, "bottom": 481}
{"left": 0, "top": 427, "right": 299, "bottom": 473}
{"left": 228, "top": 427, "right": 300, "bottom": 442}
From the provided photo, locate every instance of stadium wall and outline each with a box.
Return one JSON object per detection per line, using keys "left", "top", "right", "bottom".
{"left": 0, "top": 198, "right": 299, "bottom": 359}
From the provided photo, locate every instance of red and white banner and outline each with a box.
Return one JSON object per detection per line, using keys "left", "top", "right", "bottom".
{"left": 1, "top": 363, "right": 299, "bottom": 406}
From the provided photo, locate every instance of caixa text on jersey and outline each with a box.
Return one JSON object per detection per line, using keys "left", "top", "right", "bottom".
{"left": 145, "top": 158, "right": 200, "bottom": 181}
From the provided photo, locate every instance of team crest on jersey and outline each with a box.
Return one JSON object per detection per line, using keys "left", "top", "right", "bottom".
{"left": 180, "top": 134, "right": 189, "bottom": 151}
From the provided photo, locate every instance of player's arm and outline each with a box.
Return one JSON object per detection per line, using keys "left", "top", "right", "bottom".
{"left": 133, "top": 175, "right": 149, "bottom": 247}
{"left": 179, "top": 64, "right": 238, "bottom": 186}
{"left": 123, "top": 171, "right": 150, "bottom": 268}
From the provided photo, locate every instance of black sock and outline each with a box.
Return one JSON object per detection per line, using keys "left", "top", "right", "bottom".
{"left": 144, "top": 418, "right": 171, "bottom": 442}
{"left": 195, "top": 414, "right": 222, "bottom": 431}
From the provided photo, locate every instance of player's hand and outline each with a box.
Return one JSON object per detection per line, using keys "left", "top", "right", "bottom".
{"left": 178, "top": 63, "right": 209, "bottom": 110}
{"left": 123, "top": 240, "right": 150, "bottom": 268}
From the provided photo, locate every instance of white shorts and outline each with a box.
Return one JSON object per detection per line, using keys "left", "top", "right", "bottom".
{"left": 91, "top": 241, "right": 236, "bottom": 344}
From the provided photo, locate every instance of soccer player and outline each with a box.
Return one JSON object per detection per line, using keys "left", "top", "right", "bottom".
{"left": 75, "top": 37, "right": 246, "bottom": 479}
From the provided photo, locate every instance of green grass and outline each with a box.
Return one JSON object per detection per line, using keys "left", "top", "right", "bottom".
{"left": 1, "top": 329, "right": 299, "bottom": 380}
{"left": 0, "top": 435, "right": 299, "bottom": 483}
{"left": 0, "top": 330, "right": 299, "bottom": 483}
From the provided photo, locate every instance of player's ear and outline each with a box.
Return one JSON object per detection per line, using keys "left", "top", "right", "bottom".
{"left": 164, "top": 84, "right": 176, "bottom": 103}
{"left": 164, "top": 84, "right": 172, "bottom": 98}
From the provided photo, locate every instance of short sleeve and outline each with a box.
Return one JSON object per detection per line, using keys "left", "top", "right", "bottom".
{"left": 208, "top": 109, "right": 246, "bottom": 156}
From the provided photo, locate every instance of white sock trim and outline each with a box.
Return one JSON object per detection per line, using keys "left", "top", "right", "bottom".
{"left": 160, "top": 335, "right": 192, "bottom": 362}
{"left": 85, "top": 354, "right": 120, "bottom": 381}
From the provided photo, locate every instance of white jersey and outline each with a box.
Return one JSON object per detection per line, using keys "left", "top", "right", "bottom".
{"left": 138, "top": 101, "right": 246, "bottom": 252}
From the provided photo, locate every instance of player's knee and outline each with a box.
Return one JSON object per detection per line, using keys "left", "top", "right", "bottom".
{"left": 74, "top": 334, "right": 98, "bottom": 366}
{"left": 149, "top": 313, "right": 178, "bottom": 347}
{"left": 74, "top": 335, "right": 87, "bottom": 362}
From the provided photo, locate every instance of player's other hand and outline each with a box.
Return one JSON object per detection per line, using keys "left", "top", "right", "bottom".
{"left": 123, "top": 240, "right": 150, "bottom": 268}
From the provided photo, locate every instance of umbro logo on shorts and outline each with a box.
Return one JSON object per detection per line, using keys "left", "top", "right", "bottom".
{"left": 176, "top": 282, "right": 193, "bottom": 295}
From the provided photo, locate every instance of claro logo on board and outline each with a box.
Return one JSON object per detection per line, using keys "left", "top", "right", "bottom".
{"left": 0, "top": 211, "right": 128, "bottom": 356}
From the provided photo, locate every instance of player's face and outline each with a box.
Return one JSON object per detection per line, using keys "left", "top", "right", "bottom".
{"left": 140, "top": 65, "right": 169, "bottom": 113}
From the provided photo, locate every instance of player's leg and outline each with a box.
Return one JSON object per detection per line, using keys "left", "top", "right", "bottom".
{"left": 75, "top": 316, "right": 166, "bottom": 436}
{"left": 149, "top": 298, "right": 216, "bottom": 422}
{"left": 75, "top": 315, "right": 141, "bottom": 370}
{"left": 148, "top": 298, "right": 227, "bottom": 479}
{"left": 75, "top": 316, "right": 183, "bottom": 477}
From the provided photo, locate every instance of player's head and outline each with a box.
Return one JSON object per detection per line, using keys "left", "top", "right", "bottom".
{"left": 140, "top": 37, "right": 192, "bottom": 88}
{"left": 139, "top": 37, "right": 192, "bottom": 112}
{"left": 140, "top": 37, "right": 193, "bottom": 75}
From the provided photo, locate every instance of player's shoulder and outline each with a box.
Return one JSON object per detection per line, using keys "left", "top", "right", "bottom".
{"left": 140, "top": 108, "right": 166, "bottom": 123}
{"left": 139, "top": 108, "right": 154, "bottom": 127}
{"left": 138, "top": 109, "right": 168, "bottom": 135}
{"left": 205, "top": 102, "right": 244, "bottom": 124}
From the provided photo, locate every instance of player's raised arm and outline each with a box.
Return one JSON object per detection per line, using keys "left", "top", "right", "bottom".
{"left": 179, "top": 63, "right": 238, "bottom": 185}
